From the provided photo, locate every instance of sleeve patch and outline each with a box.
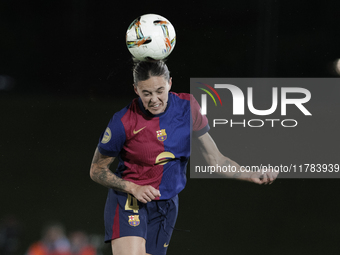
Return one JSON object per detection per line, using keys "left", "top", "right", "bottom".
{"left": 101, "top": 127, "right": 112, "bottom": 144}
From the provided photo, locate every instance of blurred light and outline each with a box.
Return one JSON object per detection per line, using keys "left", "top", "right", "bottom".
{"left": 0, "top": 75, "right": 15, "bottom": 91}
{"left": 335, "top": 59, "right": 340, "bottom": 76}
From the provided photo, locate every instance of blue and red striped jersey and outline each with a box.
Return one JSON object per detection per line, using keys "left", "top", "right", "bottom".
{"left": 98, "top": 92, "right": 209, "bottom": 199}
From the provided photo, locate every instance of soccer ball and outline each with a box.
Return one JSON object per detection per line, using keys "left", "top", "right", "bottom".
{"left": 126, "top": 14, "right": 176, "bottom": 61}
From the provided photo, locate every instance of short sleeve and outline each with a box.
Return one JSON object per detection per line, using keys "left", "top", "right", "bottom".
{"left": 97, "top": 112, "right": 126, "bottom": 157}
{"left": 190, "top": 94, "right": 210, "bottom": 137}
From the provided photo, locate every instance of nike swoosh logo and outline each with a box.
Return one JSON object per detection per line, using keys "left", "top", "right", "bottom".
{"left": 164, "top": 243, "right": 169, "bottom": 247}
{"left": 133, "top": 126, "right": 146, "bottom": 134}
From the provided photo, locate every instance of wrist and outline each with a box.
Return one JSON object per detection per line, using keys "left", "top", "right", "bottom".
{"left": 233, "top": 171, "right": 252, "bottom": 182}
{"left": 125, "top": 181, "right": 139, "bottom": 195}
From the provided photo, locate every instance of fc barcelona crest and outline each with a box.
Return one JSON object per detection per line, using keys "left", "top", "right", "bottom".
{"left": 156, "top": 129, "right": 167, "bottom": 141}
{"left": 128, "top": 215, "right": 140, "bottom": 227}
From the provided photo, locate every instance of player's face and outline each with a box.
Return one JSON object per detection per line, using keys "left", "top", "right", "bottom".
{"left": 134, "top": 76, "right": 172, "bottom": 115}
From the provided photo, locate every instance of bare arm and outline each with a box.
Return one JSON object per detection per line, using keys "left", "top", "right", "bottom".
{"left": 90, "top": 148, "right": 161, "bottom": 202}
{"left": 197, "top": 133, "right": 277, "bottom": 184}
{"left": 90, "top": 147, "right": 130, "bottom": 191}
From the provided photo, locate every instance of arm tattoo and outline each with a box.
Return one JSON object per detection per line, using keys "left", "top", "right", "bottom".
{"left": 96, "top": 168, "right": 127, "bottom": 192}
{"left": 90, "top": 150, "right": 128, "bottom": 192}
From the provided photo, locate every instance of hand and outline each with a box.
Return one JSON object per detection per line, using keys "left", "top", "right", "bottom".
{"left": 249, "top": 168, "right": 279, "bottom": 185}
{"left": 131, "top": 185, "right": 161, "bottom": 203}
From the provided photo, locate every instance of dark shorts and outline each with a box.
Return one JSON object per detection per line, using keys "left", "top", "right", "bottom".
{"left": 104, "top": 189, "right": 179, "bottom": 255}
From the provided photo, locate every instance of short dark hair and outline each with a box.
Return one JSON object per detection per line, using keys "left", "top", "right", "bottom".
{"left": 133, "top": 60, "right": 170, "bottom": 85}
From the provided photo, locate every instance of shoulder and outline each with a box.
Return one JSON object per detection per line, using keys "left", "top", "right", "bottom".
{"left": 108, "top": 98, "right": 141, "bottom": 124}
{"left": 169, "top": 92, "right": 192, "bottom": 108}
{"left": 169, "top": 92, "right": 201, "bottom": 113}
{"left": 104, "top": 100, "right": 138, "bottom": 139}
{"left": 168, "top": 92, "right": 205, "bottom": 116}
{"left": 169, "top": 92, "right": 201, "bottom": 105}
{"left": 98, "top": 100, "right": 139, "bottom": 157}
{"left": 112, "top": 99, "right": 136, "bottom": 118}
{"left": 169, "top": 91, "right": 192, "bottom": 101}
{"left": 167, "top": 92, "right": 192, "bottom": 116}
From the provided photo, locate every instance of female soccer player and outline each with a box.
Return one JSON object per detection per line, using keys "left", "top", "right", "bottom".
{"left": 90, "top": 60, "right": 277, "bottom": 255}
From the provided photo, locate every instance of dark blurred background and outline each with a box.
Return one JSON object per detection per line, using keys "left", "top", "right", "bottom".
{"left": 1, "top": 0, "right": 340, "bottom": 254}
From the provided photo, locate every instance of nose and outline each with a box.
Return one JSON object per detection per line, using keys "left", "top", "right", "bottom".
{"left": 150, "top": 94, "right": 158, "bottom": 103}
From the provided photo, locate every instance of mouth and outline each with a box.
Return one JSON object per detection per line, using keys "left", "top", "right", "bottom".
{"left": 149, "top": 103, "right": 161, "bottom": 110}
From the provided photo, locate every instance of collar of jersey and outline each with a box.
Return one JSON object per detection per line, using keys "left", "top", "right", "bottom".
{"left": 138, "top": 93, "right": 171, "bottom": 117}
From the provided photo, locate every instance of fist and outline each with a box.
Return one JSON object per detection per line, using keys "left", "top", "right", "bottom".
{"left": 250, "top": 169, "right": 279, "bottom": 185}
{"left": 132, "top": 185, "right": 161, "bottom": 203}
